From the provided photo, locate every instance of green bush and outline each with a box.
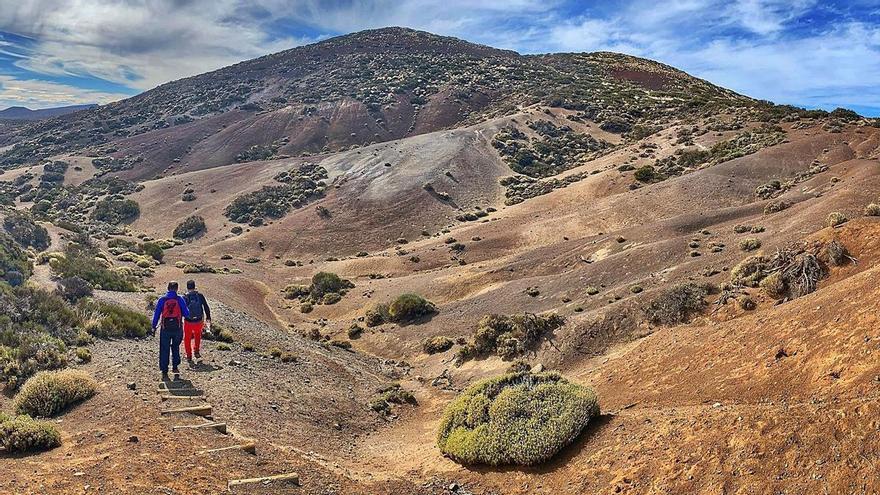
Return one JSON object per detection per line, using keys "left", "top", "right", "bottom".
{"left": 0, "top": 231, "right": 32, "bottom": 286}
{"left": 0, "top": 413, "right": 61, "bottom": 453}
{"left": 13, "top": 369, "right": 97, "bottom": 417}
{"left": 54, "top": 244, "right": 137, "bottom": 292}
{"left": 310, "top": 272, "right": 353, "bottom": 299}
{"left": 633, "top": 165, "right": 656, "bottom": 183}
{"left": 387, "top": 293, "right": 436, "bottom": 323}
{"left": 437, "top": 372, "right": 599, "bottom": 466}
{"left": 369, "top": 384, "right": 417, "bottom": 414}
{"left": 92, "top": 198, "right": 139, "bottom": 225}
{"left": 173, "top": 215, "right": 206, "bottom": 240}
{"left": 140, "top": 242, "right": 164, "bottom": 262}
{"left": 3, "top": 211, "right": 50, "bottom": 250}
{"left": 79, "top": 300, "right": 150, "bottom": 338}
{"left": 75, "top": 347, "right": 91, "bottom": 363}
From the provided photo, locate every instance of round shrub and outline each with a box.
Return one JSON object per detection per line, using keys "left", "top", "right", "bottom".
{"left": 739, "top": 238, "right": 762, "bottom": 252}
{"left": 388, "top": 293, "right": 436, "bottom": 323}
{"left": 56, "top": 276, "right": 93, "bottom": 302}
{"left": 173, "top": 215, "right": 207, "bottom": 240}
{"left": 0, "top": 413, "right": 61, "bottom": 453}
{"left": 437, "top": 372, "right": 599, "bottom": 466}
{"left": 14, "top": 369, "right": 98, "bottom": 417}
{"left": 827, "top": 211, "right": 848, "bottom": 228}
{"left": 423, "top": 336, "right": 454, "bottom": 354}
{"left": 865, "top": 204, "right": 880, "bottom": 217}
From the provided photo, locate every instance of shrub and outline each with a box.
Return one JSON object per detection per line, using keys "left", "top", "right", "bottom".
{"left": 827, "top": 211, "right": 848, "bottom": 228}
{"left": 3, "top": 211, "right": 50, "bottom": 250}
{"left": 459, "top": 313, "right": 565, "bottom": 364}
{"left": 423, "top": 336, "right": 454, "bottom": 354}
{"left": 203, "top": 323, "right": 233, "bottom": 343}
{"left": 865, "top": 204, "right": 880, "bottom": 217}
{"left": 759, "top": 271, "right": 786, "bottom": 299}
{"left": 54, "top": 244, "right": 137, "bottom": 292}
{"left": 825, "top": 240, "right": 849, "bottom": 266}
{"left": 437, "top": 372, "right": 599, "bottom": 466}
{"left": 141, "top": 242, "right": 164, "bottom": 262}
{"left": 0, "top": 231, "right": 32, "bottom": 286}
{"left": 75, "top": 347, "right": 91, "bottom": 363}
{"left": 739, "top": 238, "right": 762, "bottom": 251}
{"left": 92, "top": 199, "right": 139, "bottom": 225}
{"left": 13, "top": 369, "right": 97, "bottom": 417}
{"left": 365, "top": 303, "right": 390, "bottom": 327}
{"left": 369, "top": 384, "right": 417, "bottom": 414}
{"left": 0, "top": 413, "right": 61, "bottom": 453}
{"left": 738, "top": 296, "right": 756, "bottom": 310}
{"left": 633, "top": 166, "right": 656, "bottom": 183}
{"left": 56, "top": 276, "right": 93, "bottom": 302}
{"left": 387, "top": 293, "right": 436, "bottom": 323}
{"left": 216, "top": 343, "right": 231, "bottom": 351}
{"left": 173, "top": 216, "right": 206, "bottom": 240}
{"left": 764, "top": 200, "right": 790, "bottom": 215}
{"left": 309, "top": 272, "right": 353, "bottom": 299}
{"left": 645, "top": 283, "right": 711, "bottom": 325}
{"left": 347, "top": 324, "right": 363, "bottom": 339}
{"left": 79, "top": 301, "right": 150, "bottom": 338}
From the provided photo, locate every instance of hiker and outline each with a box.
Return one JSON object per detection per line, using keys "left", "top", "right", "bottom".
{"left": 152, "top": 281, "right": 190, "bottom": 380}
{"left": 183, "top": 279, "right": 212, "bottom": 364}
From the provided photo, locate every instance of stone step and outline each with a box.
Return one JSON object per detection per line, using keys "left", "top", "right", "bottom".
{"left": 227, "top": 472, "right": 299, "bottom": 492}
{"left": 198, "top": 442, "right": 256, "bottom": 456}
{"left": 160, "top": 405, "right": 212, "bottom": 417}
{"left": 172, "top": 422, "right": 227, "bottom": 434}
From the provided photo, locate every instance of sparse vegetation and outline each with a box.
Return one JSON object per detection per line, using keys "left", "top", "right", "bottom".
{"left": 437, "top": 372, "right": 599, "bottom": 466}
{"left": 423, "top": 336, "right": 454, "bottom": 354}
{"left": 92, "top": 198, "right": 140, "bottom": 225}
{"left": 53, "top": 243, "right": 137, "bottom": 292}
{"left": 369, "top": 383, "right": 416, "bottom": 415}
{"left": 225, "top": 163, "right": 327, "bottom": 224}
{"left": 13, "top": 369, "right": 97, "bottom": 417}
{"left": 645, "top": 282, "right": 712, "bottom": 325}
{"left": 0, "top": 413, "right": 61, "bottom": 453}
{"left": 3, "top": 211, "right": 50, "bottom": 250}
{"left": 739, "top": 238, "right": 762, "bottom": 251}
{"left": 456, "top": 313, "right": 565, "bottom": 364}
{"left": 827, "top": 211, "right": 848, "bottom": 228}
{"left": 173, "top": 215, "right": 207, "bottom": 240}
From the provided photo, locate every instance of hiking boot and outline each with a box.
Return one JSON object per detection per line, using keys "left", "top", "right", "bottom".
{"left": 161, "top": 371, "right": 170, "bottom": 381}
{"left": 186, "top": 356, "right": 194, "bottom": 366}
{"left": 172, "top": 367, "right": 180, "bottom": 375}
{"left": 194, "top": 351, "right": 202, "bottom": 360}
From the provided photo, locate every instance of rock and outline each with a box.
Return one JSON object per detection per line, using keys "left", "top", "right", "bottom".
{"left": 128, "top": 436, "right": 139, "bottom": 443}
{"left": 449, "top": 482, "right": 459, "bottom": 492}
{"left": 126, "top": 382, "right": 136, "bottom": 390}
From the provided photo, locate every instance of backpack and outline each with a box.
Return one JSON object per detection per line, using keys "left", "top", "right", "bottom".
{"left": 185, "top": 292, "right": 204, "bottom": 322}
{"left": 161, "top": 297, "right": 182, "bottom": 332}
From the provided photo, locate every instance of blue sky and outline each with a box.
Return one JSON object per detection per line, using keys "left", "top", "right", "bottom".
{"left": 0, "top": 0, "right": 878, "bottom": 116}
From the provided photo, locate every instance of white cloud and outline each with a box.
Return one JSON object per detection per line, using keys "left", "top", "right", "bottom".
{"left": 0, "top": 0, "right": 876, "bottom": 114}
{"left": 0, "top": 74, "right": 129, "bottom": 109}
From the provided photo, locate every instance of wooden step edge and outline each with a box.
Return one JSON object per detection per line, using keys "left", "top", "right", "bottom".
{"left": 160, "top": 405, "right": 212, "bottom": 417}
{"left": 172, "top": 422, "right": 227, "bottom": 434}
{"left": 198, "top": 442, "right": 256, "bottom": 456}
{"left": 160, "top": 394, "right": 205, "bottom": 401}
{"left": 227, "top": 472, "right": 299, "bottom": 491}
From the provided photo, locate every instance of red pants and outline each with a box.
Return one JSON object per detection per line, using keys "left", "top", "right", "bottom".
{"left": 183, "top": 320, "right": 204, "bottom": 358}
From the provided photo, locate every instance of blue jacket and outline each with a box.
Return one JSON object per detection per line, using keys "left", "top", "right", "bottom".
{"left": 152, "top": 291, "right": 191, "bottom": 329}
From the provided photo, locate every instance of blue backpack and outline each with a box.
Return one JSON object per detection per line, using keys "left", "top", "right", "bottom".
{"left": 185, "top": 292, "right": 204, "bottom": 322}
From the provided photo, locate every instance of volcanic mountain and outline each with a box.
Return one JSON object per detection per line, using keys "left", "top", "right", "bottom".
{"left": 0, "top": 27, "right": 879, "bottom": 495}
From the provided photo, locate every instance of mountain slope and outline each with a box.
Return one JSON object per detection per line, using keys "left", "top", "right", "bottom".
{"left": 0, "top": 27, "right": 754, "bottom": 176}
{"left": 0, "top": 104, "right": 96, "bottom": 121}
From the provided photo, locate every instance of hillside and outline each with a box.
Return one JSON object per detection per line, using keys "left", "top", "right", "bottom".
{"left": 0, "top": 104, "right": 97, "bottom": 121}
{"left": 1, "top": 26, "right": 880, "bottom": 495}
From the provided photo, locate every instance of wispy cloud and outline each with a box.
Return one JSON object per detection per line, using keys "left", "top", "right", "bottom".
{"left": 0, "top": 74, "right": 129, "bottom": 109}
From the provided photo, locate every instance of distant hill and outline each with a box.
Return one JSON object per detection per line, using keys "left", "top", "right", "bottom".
{"left": 0, "top": 104, "right": 97, "bottom": 121}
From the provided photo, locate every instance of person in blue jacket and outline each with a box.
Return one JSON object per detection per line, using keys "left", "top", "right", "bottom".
{"left": 152, "top": 281, "right": 190, "bottom": 380}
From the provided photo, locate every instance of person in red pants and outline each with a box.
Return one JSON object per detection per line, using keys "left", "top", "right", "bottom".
{"left": 183, "top": 279, "right": 212, "bottom": 364}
